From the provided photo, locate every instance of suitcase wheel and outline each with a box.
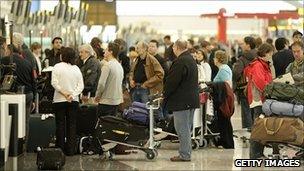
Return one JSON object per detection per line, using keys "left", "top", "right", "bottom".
{"left": 199, "top": 138, "right": 208, "bottom": 148}
{"left": 191, "top": 140, "right": 199, "bottom": 150}
{"left": 146, "top": 149, "right": 157, "bottom": 160}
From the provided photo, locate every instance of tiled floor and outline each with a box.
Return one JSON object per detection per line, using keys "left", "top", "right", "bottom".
{"left": 1, "top": 103, "right": 303, "bottom": 170}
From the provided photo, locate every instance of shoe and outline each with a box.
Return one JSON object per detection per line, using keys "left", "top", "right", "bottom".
{"left": 170, "top": 156, "right": 191, "bottom": 162}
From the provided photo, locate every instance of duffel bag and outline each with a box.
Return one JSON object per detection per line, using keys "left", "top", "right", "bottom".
{"left": 36, "top": 147, "right": 65, "bottom": 170}
{"left": 131, "top": 101, "right": 149, "bottom": 114}
{"left": 79, "top": 136, "right": 101, "bottom": 155}
{"left": 262, "top": 99, "right": 304, "bottom": 120}
{"left": 123, "top": 102, "right": 149, "bottom": 126}
{"left": 264, "top": 82, "right": 304, "bottom": 104}
{"left": 250, "top": 116, "right": 304, "bottom": 147}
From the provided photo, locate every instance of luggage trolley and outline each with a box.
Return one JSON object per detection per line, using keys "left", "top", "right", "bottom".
{"left": 96, "top": 94, "right": 163, "bottom": 160}
{"left": 191, "top": 82, "right": 220, "bottom": 149}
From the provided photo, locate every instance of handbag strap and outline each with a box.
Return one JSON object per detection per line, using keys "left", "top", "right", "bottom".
{"left": 263, "top": 118, "right": 284, "bottom": 135}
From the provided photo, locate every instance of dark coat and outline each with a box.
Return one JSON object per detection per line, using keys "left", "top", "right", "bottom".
{"left": 272, "top": 49, "right": 294, "bottom": 78}
{"left": 154, "top": 54, "right": 169, "bottom": 78}
{"left": 79, "top": 56, "right": 101, "bottom": 97}
{"left": 44, "top": 49, "right": 61, "bottom": 67}
{"left": 164, "top": 44, "right": 176, "bottom": 62}
{"left": 118, "top": 51, "right": 130, "bottom": 83}
{"left": 163, "top": 51, "right": 199, "bottom": 111}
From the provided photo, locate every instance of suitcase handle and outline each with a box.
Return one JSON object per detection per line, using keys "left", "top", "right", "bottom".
{"left": 263, "top": 118, "right": 284, "bottom": 135}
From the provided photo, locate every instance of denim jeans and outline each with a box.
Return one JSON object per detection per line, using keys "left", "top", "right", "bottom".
{"left": 131, "top": 87, "right": 149, "bottom": 104}
{"left": 249, "top": 106, "right": 265, "bottom": 159}
{"left": 173, "top": 109, "right": 195, "bottom": 160}
{"left": 240, "top": 95, "right": 253, "bottom": 129}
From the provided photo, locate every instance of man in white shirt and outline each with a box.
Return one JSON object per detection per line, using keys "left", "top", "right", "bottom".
{"left": 95, "top": 42, "right": 124, "bottom": 116}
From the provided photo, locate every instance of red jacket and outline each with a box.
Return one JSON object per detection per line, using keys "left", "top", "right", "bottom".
{"left": 244, "top": 58, "right": 272, "bottom": 105}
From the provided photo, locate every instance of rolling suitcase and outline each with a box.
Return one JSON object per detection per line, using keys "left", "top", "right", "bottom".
{"left": 27, "top": 114, "right": 56, "bottom": 152}
{"left": 95, "top": 116, "right": 149, "bottom": 143}
{"left": 36, "top": 147, "right": 65, "bottom": 170}
{"left": 76, "top": 104, "right": 98, "bottom": 136}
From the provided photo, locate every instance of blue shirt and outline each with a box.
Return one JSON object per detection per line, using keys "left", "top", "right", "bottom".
{"left": 213, "top": 64, "right": 232, "bottom": 83}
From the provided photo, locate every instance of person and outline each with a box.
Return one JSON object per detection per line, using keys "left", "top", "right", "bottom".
{"left": 163, "top": 35, "right": 176, "bottom": 64}
{"left": 114, "top": 38, "right": 130, "bottom": 87}
{"left": 44, "top": 37, "right": 63, "bottom": 67}
{"left": 214, "top": 50, "right": 233, "bottom": 86}
{"left": 272, "top": 37, "right": 294, "bottom": 77}
{"left": 232, "top": 36, "right": 258, "bottom": 129}
{"left": 255, "top": 37, "right": 262, "bottom": 49}
{"left": 129, "top": 41, "right": 164, "bottom": 103}
{"left": 90, "top": 37, "right": 104, "bottom": 60}
{"left": 78, "top": 44, "right": 101, "bottom": 103}
{"left": 286, "top": 41, "right": 304, "bottom": 85}
{"left": 30, "top": 42, "right": 42, "bottom": 76}
{"left": 187, "top": 39, "right": 194, "bottom": 49}
{"left": 13, "top": 33, "right": 38, "bottom": 77}
{"left": 195, "top": 49, "right": 211, "bottom": 84}
{"left": 200, "top": 40, "right": 212, "bottom": 62}
{"left": 51, "top": 47, "right": 84, "bottom": 156}
{"left": 163, "top": 39, "right": 199, "bottom": 162}
{"left": 148, "top": 39, "right": 169, "bottom": 78}
{"left": 1, "top": 37, "right": 37, "bottom": 151}
{"left": 95, "top": 42, "right": 124, "bottom": 116}
{"left": 292, "top": 30, "right": 303, "bottom": 44}
{"left": 244, "top": 43, "right": 274, "bottom": 159}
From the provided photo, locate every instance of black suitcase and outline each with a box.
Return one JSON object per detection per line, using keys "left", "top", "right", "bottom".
{"left": 95, "top": 116, "right": 149, "bottom": 143}
{"left": 36, "top": 147, "right": 65, "bottom": 170}
{"left": 27, "top": 114, "right": 56, "bottom": 152}
{"left": 76, "top": 104, "right": 98, "bottom": 136}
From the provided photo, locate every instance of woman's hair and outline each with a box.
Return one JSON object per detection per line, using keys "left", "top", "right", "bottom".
{"left": 196, "top": 49, "right": 208, "bottom": 62}
{"left": 79, "top": 44, "right": 95, "bottom": 56}
{"left": 61, "top": 47, "right": 76, "bottom": 64}
{"left": 30, "top": 42, "right": 41, "bottom": 51}
{"left": 215, "top": 50, "right": 228, "bottom": 64}
{"left": 107, "top": 42, "right": 120, "bottom": 58}
{"left": 257, "top": 43, "right": 274, "bottom": 57}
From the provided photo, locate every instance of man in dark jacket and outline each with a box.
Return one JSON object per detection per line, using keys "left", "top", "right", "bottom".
{"left": 163, "top": 35, "right": 176, "bottom": 65}
{"left": 272, "top": 37, "right": 294, "bottom": 77}
{"left": 148, "top": 40, "right": 169, "bottom": 78}
{"left": 114, "top": 39, "right": 130, "bottom": 87}
{"left": 44, "top": 37, "right": 62, "bottom": 67}
{"left": 232, "top": 36, "right": 257, "bottom": 129}
{"left": 78, "top": 44, "right": 101, "bottom": 103}
{"left": 164, "top": 39, "right": 199, "bottom": 162}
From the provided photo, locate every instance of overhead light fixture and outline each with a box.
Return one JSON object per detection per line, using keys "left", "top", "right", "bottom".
{"left": 105, "top": 0, "right": 114, "bottom": 2}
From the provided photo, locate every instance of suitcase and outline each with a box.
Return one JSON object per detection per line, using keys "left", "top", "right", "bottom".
{"left": 251, "top": 116, "right": 304, "bottom": 147}
{"left": 76, "top": 104, "right": 98, "bottom": 136}
{"left": 262, "top": 99, "right": 304, "bottom": 120}
{"left": 36, "top": 147, "right": 65, "bottom": 170}
{"left": 27, "top": 114, "right": 56, "bottom": 152}
{"left": 95, "top": 116, "right": 149, "bottom": 143}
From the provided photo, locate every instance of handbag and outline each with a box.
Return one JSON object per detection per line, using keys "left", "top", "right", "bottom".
{"left": 36, "top": 147, "right": 65, "bottom": 170}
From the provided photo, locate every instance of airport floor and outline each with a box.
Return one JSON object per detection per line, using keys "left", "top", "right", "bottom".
{"left": 2, "top": 103, "right": 304, "bottom": 170}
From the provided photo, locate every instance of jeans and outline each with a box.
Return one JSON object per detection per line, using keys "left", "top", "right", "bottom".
{"left": 131, "top": 87, "right": 149, "bottom": 104}
{"left": 98, "top": 104, "right": 118, "bottom": 116}
{"left": 239, "top": 95, "right": 253, "bottom": 129}
{"left": 173, "top": 109, "right": 195, "bottom": 160}
{"left": 249, "top": 106, "right": 265, "bottom": 159}
{"left": 53, "top": 101, "right": 79, "bottom": 155}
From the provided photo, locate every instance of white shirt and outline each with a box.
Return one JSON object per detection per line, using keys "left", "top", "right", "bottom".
{"left": 51, "top": 62, "right": 84, "bottom": 103}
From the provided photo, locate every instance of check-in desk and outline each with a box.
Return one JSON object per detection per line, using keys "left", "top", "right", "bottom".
{"left": 0, "top": 94, "right": 26, "bottom": 167}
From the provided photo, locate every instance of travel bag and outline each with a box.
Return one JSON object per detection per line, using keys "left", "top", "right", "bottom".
{"left": 250, "top": 116, "right": 304, "bottom": 147}
{"left": 36, "top": 147, "right": 65, "bottom": 170}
